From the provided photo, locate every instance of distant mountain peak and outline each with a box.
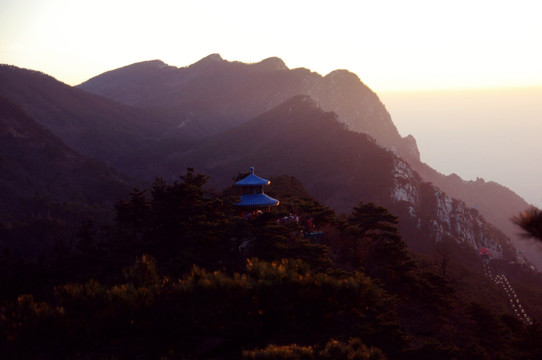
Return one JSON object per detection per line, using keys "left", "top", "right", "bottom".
{"left": 192, "top": 53, "right": 224, "bottom": 66}
{"left": 130, "top": 59, "right": 167, "bottom": 66}
{"left": 252, "top": 57, "right": 288, "bottom": 72}
{"left": 205, "top": 53, "right": 223, "bottom": 61}
{"left": 0, "top": 64, "right": 64, "bottom": 85}
{"left": 324, "top": 69, "right": 361, "bottom": 83}
{"left": 113, "top": 59, "right": 171, "bottom": 72}
{"left": 145, "top": 59, "right": 169, "bottom": 68}
{"left": 77, "top": 59, "right": 175, "bottom": 88}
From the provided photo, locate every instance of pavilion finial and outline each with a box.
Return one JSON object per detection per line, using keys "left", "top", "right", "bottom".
{"left": 250, "top": 166, "right": 254, "bottom": 174}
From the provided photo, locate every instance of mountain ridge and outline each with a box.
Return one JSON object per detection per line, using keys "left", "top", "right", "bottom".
{"left": 0, "top": 64, "right": 198, "bottom": 179}
{"left": 2, "top": 56, "right": 537, "bottom": 266}
{"left": 77, "top": 54, "right": 413, "bottom": 159}
{"left": 0, "top": 95, "right": 134, "bottom": 256}
{"left": 169, "top": 95, "right": 523, "bottom": 263}
{"left": 75, "top": 54, "right": 536, "bottom": 264}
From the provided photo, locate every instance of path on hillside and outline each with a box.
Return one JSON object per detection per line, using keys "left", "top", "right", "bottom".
{"left": 481, "top": 254, "right": 532, "bottom": 325}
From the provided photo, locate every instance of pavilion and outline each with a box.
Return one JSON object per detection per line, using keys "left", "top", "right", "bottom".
{"left": 234, "top": 167, "right": 279, "bottom": 217}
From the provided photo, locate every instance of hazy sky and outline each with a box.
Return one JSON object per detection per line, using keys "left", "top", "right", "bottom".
{"left": 1, "top": 0, "right": 542, "bottom": 205}
{"left": 2, "top": 0, "right": 542, "bottom": 91}
{"left": 380, "top": 87, "right": 542, "bottom": 207}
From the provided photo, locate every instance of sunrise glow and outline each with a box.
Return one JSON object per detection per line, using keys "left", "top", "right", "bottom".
{"left": 1, "top": 0, "right": 542, "bottom": 205}
{"left": 4, "top": 2, "right": 542, "bottom": 356}
{"left": 2, "top": 0, "right": 542, "bottom": 92}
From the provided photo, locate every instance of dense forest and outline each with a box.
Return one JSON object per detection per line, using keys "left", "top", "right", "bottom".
{"left": 2, "top": 169, "right": 542, "bottom": 359}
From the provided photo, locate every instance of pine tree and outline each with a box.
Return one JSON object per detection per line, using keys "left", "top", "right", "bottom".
{"left": 347, "top": 202, "right": 417, "bottom": 291}
{"left": 512, "top": 206, "right": 542, "bottom": 242}
{"left": 147, "top": 169, "right": 230, "bottom": 273}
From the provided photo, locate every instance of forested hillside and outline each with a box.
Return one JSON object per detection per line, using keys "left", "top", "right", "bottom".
{"left": 2, "top": 57, "right": 542, "bottom": 359}
{"left": 0, "top": 96, "right": 132, "bottom": 256}
{"left": 0, "top": 64, "right": 191, "bottom": 179}
{"left": 74, "top": 55, "right": 538, "bottom": 267}
{"left": 2, "top": 170, "right": 542, "bottom": 359}
{"left": 1, "top": 60, "right": 534, "bottom": 269}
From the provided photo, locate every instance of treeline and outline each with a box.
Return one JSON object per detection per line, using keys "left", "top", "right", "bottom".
{"left": 1, "top": 169, "right": 542, "bottom": 359}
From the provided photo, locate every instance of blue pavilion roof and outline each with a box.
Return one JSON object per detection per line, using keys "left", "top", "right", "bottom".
{"left": 235, "top": 167, "right": 270, "bottom": 186}
{"left": 235, "top": 194, "right": 279, "bottom": 207}
{"left": 236, "top": 173, "right": 270, "bottom": 186}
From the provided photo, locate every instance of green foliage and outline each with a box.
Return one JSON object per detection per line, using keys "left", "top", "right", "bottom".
{"left": 512, "top": 206, "right": 542, "bottom": 242}
{"left": 1, "top": 257, "right": 404, "bottom": 359}
{"left": 243, "top": 343, "right": 315, "bottom": 360}
{"left": 115, "top": 188, "right": 150, "bottom": 233}
{"left": 320, "top": 338, "right": 386, "bottom": 360}
{"left": 243, "top": 338, "right": 386, "bottom": 360}
{"left": 464, "top": 302, "right": 514, "bottom": 358}
{"left": 4, "top": 170, "right": 542, "bottom": 359}
{"left": 123, "top": 254, "right": 161, "bottom": 287}
{"left": 112, "top": 168, "right": 233, "bottom": 274}
{"left": 74, "top": 220, "right": 97, "bottom": 255}
{"left": 234, "top": 216, "right": 332, "bottom": 273}
{"left": 266, "top": 175, "right": 336, "bottom": 227}
{"left": 402, "top": 338, "right": 459, "bottom": 360}
{"left": 339, "top": 202, "right": 417, "bottom": 292}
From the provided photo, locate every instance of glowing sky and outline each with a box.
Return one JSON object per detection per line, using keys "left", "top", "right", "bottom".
{"left": 1, "top": 0, "right": 542, "bottom": 205}
{"left": 380, "top": 87, "right": 542, "bottom": 207}
{"left": 2, "top": 0, "right": 542, "bottom": 91}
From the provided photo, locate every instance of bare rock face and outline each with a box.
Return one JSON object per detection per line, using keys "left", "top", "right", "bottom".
{"left": 397, "top": 134, "right": 421, "bottom": 162}
{"left": 389, "top": 156, "right": 524, "bottom": 263}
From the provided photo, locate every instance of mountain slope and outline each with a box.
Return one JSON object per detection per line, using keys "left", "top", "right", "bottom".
{"left": 412, "top": 160, "right": 537, "bottom": 265}
{"left": 77, "top": 55, "right": 532, "bottom": 261}
{"left": 171, "top": 95, "right": 522, "bottom": 262}
{"left": 6, "top": 57, "right": 534, "bottom": 265}
{"left": 0, "top": 96, "right": 133, "bottom": 209}
{"left": 0, "top": 96, "right": 134, "bottom": 255}
{"left": 177, "top": 95, "right": 394, "bottom": 209}
{"left": 0, "top": 65, "right": 192, "bottom": 179}
{"left": 78, "top": 54, "right": 417, "bottom": 160}
{"left": 89, "top": 55, "right": 535, "bottom": 265}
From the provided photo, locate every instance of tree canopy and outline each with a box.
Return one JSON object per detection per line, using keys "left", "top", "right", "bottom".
{"left": 2, "top": 170, "right": 542, "bottom": 359}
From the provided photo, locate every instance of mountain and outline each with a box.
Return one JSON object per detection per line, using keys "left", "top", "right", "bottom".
{"left": 0, "top": 65, "right": 192, "bottom": 179}
{"left": 78, "top": 54, "right": 418, "bottom": 161}
{"left": 2, "top": 56, "right": 534, "bottom": 265}
{"left": 2, "top": 58, "right": 542, "bottom": 359}
{"left": 412, "top": 160, "right": 538, "bottom": 266}
{"left": 169, "top": 95, "right": 522, "bottom": 262}
{"left": 77, "top": 54, "right": 535, "bottom": 265}
{"left": 0, "top": 96, "right": 133, "bottom": 256}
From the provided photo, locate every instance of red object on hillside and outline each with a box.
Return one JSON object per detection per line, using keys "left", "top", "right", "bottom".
{"left": 479, "top": 247, "right": 491, "bottom": 256}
